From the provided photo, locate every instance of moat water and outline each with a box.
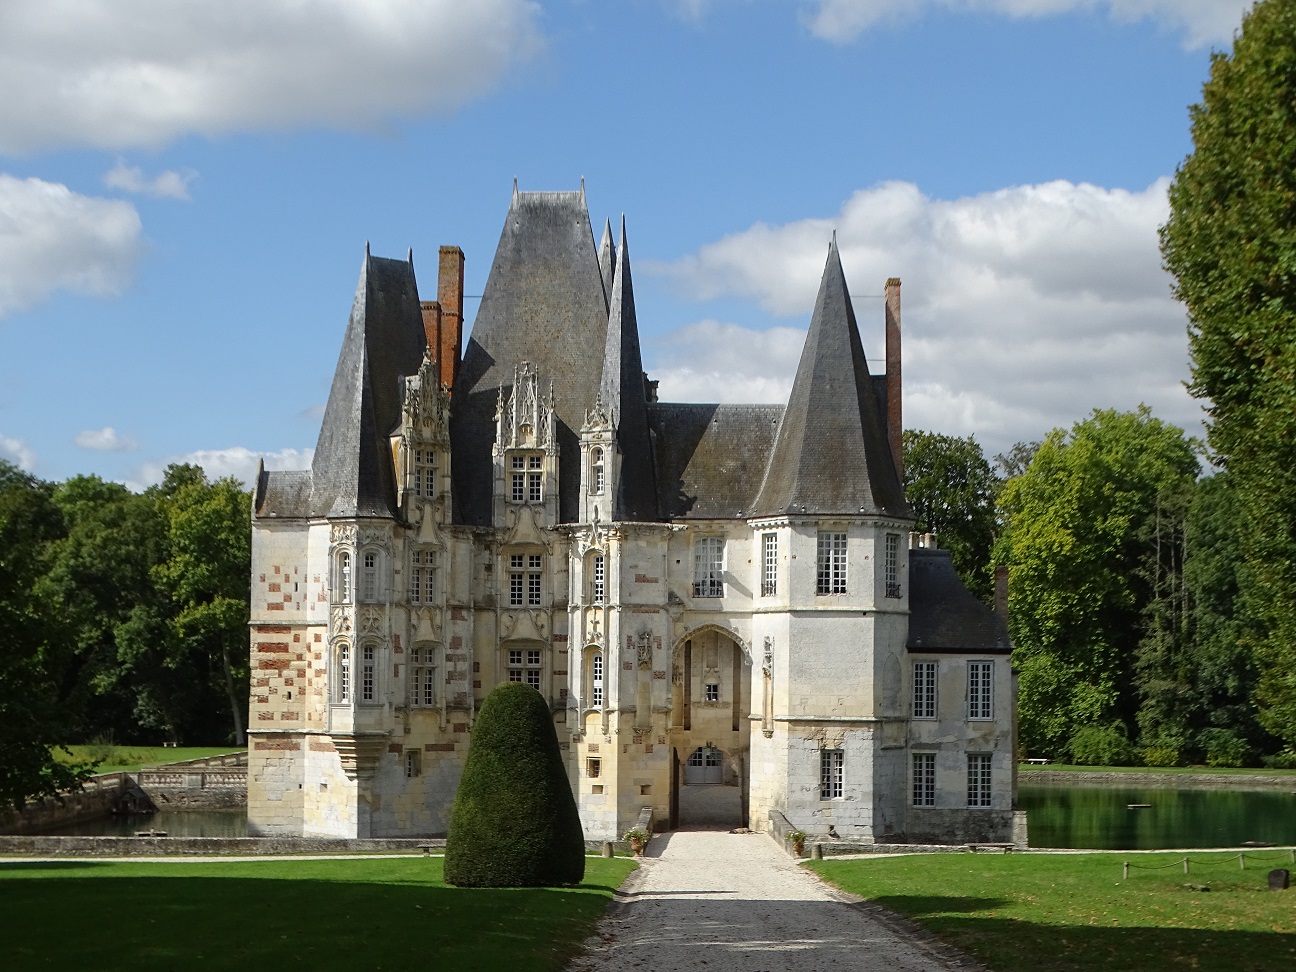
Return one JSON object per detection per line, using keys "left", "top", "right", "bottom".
{"left": 1018, "top": 783, "right": 1296, "bottom": 849}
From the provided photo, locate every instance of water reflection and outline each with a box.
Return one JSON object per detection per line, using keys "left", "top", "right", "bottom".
{"left": 48, "top": 810, "right": 247, "bottom": 838}
{"left": 1019, "top": 784, "right": 1296, "bottom": 849}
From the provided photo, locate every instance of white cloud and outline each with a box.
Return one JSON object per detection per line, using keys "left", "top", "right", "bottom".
{"left": 131, "top": 447, "right": 314, "bottom": 491}
{"left": 0, "top": 436, "right": 37, "bottom": 471}
{"left": 0, "top": 0, "right": 544, "bottom": 153}
{"left": 803, "top": 0, "right": 1248, "bottom": 49}
{"left": 647, "top": 320, "right": 805, "bottom": 405}
{"left": 0, "top": 174, "right": 142, "bottom": 318}
{"left": 103, "top": 162, "right": 195, "bottom": 200}
{"left": 74, "top": 426, "right": 139, "bottom": 452}
{"left": 648, "top": 178, "right": 1202, "bottom": 458}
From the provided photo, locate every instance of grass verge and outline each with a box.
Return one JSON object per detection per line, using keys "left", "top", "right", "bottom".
{"left": 808, "top": 852, "right": 1296, "bottom": 972}
{"left": 1019, "top": 763, "right": 1296, "bottom": 777}
{"left": 0, "top": 855, "right": 635, "bottom": 971}
{"left": 56, "top": 745, "right": 244, "bottom": 774}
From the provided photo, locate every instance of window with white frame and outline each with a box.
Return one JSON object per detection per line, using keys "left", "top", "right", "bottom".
{"left": 761, "top": 532, "right": 778, "bottom": 597}
{"left": 510, "top": 456, "right": 526, "bottom": 502}
{"left": 410, "top": 548, "right": 436, "bottom": 604}
{"left": 913, "top": 661, "right": 937, "bottom": 719}
{"left": 334, "top": 644, "right": 351, "bottom": 703}
{"left": 967, "top": 661, "right": 994, "bottom": 720}
{"left": 528, "top": 455, "right": 543, "bottom": 502}
{"left": 884, "top": 533, "right": 901, "bottom": 598}
{"left": 509, "top": 554, "right": 524, "bottom": 606}
{"left": 590, "top": 651, "right": 603, "bottom": 707}
{"left": 337, "top": 552, "right": 352, "bottom": 604}
{"left": 967, "top": 753, "right": 992, "bottom": 808}
{"left": 527, "top": 554, "right": 542, "bottom": 606}
{"left": 693, "top": 537, "right": 724, "bottom": 598}
{"left": 361, "top": 644, "right": 376, "bottom": 702}
{"left": 361, "top": 551, "right": 378, "bottom": 602}
{"left": 409, "top": 645, "right": 436, "bottom": 707}
{"left": 591, "top": 554, "right": 605, "bottom": 604}
{"left": 591, "top": 447, "right": 605, "bottom": 495}
{"left": 411, "top": 448, "right": 436, "bottom": 498}
{"left": 405, "top": 749, "right": 421, "bottom": 778}
{"left": 508, "top": 648, "right": 543, "bottom": 689}
{"left": 912, "top": 752, "right": 936, "bottom": 807}
{"left": 820, "top": 749, "right": 844, "bottom": 799}
{"left": 816, "top": 531, "right": 847, "bottom": 595}
{"left": 705, "top": 682, "right": 719, "bottom": 702}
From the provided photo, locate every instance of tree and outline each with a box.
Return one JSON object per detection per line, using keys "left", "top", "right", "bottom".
{"left": 903, "top": 430, "right": 999, "bottom": 599}
{"left": 0, "top": 461, "right": 94, "bottom": 809}
{"left": 1161, "top": 0, "right": 1296, "bottom": 747}
{"left": 444, "top": 682, "right": 585, "bottom": 887}
{"left": 994, "top": 408, "right": 1199, "bottom": 758}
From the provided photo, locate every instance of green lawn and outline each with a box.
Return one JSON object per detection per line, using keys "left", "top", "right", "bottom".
{"left": 56, "top": 745, "right": 245, "bottom": 774}
{"left": 809, "top": 852, "right": 1296, "bottom": 972}
{"left": 0, "top": 856, "right": 636, "bottom": 971}
{"left": 1019, "top": 763, "right": 1296, "bottom": 777}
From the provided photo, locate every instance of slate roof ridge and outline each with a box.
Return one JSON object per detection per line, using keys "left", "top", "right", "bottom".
{"left": 751, "top": 238, "right": 909, "bottom": 518}
{"left": 599, "top": 215, "right": 659, "bottom": 521}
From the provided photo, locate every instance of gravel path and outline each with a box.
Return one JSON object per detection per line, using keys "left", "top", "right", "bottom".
{"left": 568, "top": 830, "right": 982, "bottom": 972}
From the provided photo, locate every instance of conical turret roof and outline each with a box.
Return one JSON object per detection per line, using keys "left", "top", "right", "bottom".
{"left": 752, "top": 240, "right": 907, "bottom": 518}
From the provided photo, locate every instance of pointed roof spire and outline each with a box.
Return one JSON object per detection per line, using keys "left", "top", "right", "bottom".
{"left": 752, "top": 239, "right": 907, "bottom": 518}
{"left": 598, "top": 215, "right": 658, "bottom": 520}
{"left": 597, "top": 218, "right": 616, "bottom": 309}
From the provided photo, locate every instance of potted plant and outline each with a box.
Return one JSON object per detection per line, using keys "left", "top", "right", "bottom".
{"left": 786, "top": 830, "right": 806, "bottom": 856}
{"left": 623, "top": 828, "right": 651, "bottom": 856}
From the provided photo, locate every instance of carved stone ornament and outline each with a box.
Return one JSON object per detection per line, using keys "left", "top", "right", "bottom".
{"left": 331, "top": 607, "right": 352, "bottom": 636}
{"left": 330, "top": 523, "right": 358, "bottom": 545}
{"left": 360, "top": 608, "right": 383, "bottom": 634}
{"left": 636, "top": 631, "right": 653, "bottom": 670}
{"left": 762, "top": 636, "right": 773, "bottom": 677}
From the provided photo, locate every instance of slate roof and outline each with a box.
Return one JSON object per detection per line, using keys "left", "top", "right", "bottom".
{"left": 752, "top": 240, "right": 908, "bottom": 519}
{"left": 308, "top": 250, "right": 426, "bottom": 519}
{"left": 451, "top": 188, "right": 611, "bottom": 525}
{"left": 652, "top": 404, "right": 784, "bottom": 519}
{"left": 907, "top": 549, "right": 1011, "bottom": 654}
{"left": 253, "top": 467, "right": 313, "bottom": 519}
{"left": 599, "top": 218, "right": 658, "bottom": 521}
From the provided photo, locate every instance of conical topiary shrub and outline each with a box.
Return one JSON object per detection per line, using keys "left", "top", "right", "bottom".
{"left": 444, "top": 681, "right": 586, "bottom": 887}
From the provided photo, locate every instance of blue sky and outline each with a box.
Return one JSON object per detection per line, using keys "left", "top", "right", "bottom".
{"left": 0, "top": 0, "right": 1251, "bottom": 488}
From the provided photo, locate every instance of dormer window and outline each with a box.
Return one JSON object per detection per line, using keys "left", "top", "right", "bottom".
{"left": 591, "top": 447, "right": 605, "bottom": 495}
{"left": 509, "top": 453, "right": 544, "bottom": 504}
{"left": 411, "top": 448, "right": 436, "bottom": 498}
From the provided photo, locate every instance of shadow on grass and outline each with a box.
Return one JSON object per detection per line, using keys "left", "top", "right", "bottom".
{"left": 1, "top": 861, "right": 628, "bottom": 972}
{"left": 870, "top": 895, "right": 1296, "bottom": 972}
{"left": 0, "top": 860, "right": 112, "bottom": 872}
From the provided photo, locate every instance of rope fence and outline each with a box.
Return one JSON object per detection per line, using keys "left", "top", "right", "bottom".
{"left": 1122, "top": 849, "right": 1296, "bottom": 880}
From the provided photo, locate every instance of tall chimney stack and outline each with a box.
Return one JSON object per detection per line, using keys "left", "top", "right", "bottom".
{"left": 420, "top": 300, "right": 442, "bottom": 373}
{"left": 438, "top": 246, "right": 465, "bottom": 390}
{"left": 885, "top": 277, "right": 903, "bottom": 482}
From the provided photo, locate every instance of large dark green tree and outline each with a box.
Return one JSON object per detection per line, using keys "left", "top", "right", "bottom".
{"left": 903, "top": 430, "right": 999, "bottom": 600}
{"left": 994, "top": 408, "right": 1199, "bottom": 758}
{"left": 1161, "top": 0, "right": 1296, "bottom": 748}
{"left": 445, "top": 682, "right": 585, "bottom": 887}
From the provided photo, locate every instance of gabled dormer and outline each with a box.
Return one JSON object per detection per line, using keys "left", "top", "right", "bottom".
{"left": 394, "top": 349, "right": 452, "bottom": 527}
{"left": 492, "top": 361, "right": 559, "bottom": 529}
{"left": 579, "top": 396, "right": 617, "bottom": 524}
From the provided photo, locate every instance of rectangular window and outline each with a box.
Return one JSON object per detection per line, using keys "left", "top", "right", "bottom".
{"left": 912, "top": 661, "right": 937, "bottom": 719}
{"left": 527, "top": 554, "right": 542, "bottom": 606}
{"left": 967, "top": 661, "right": 994, "bottom": 720}
{"left": 884, "top": 533, "right": 901, "bottom": 598}
{"left": 362, "top": 552, "right": 378, "bottom": 602}
{"left": 591, "top": 652, "right": 603, "bottom": 707}
{"left": 409, "top": 646, "right": 436, "bottom": 707}
{"left": 705, "top": 683, "right": 719, "bottom": 702}
{"left": 816, "top": 531, "right": 848, "bottom": 595}
{"left": 405, "top": 749, "right": 421, "bottom": 778}
{"left": 591, "top": 554, "right": 605, "bottom": 604}
{"left": 912, "top": 752, "right": 936, "bottom": 807}
{"left": 412, "top": 448, "right": 435, "bottom": 498}
{"left": 587, "top": 757, "right": 601, "bottom": 778}
{"left": 693, "top": 537, "right": 724, "bottom": 598}
{"left": 509, "top": 554, "right": 524, "bottom": 607}
{"left": 410, "top": 549, "right": 436, "bottom": 604}
{"left": 967, "top": 753, "right": 992, "bottom": 808}
{"left": 528, "top": 472, "right": 542, "bottom": 503}
{"left": 336, "top": 646, "right": 350, "bottom": 703}
{"left": 508, "top": 648, "right": 542, "bottom": 688}
{"left": 511, "top": 472, "right": 525, "bottom": 503}
{"left": 761, "top": 532, "right": 778, "bottom": 597}
{"left": 820, "top": 749, "right": 844, "bottom": 800}
{"left": 361, "top": 645, "right": 375, "bottom": 702}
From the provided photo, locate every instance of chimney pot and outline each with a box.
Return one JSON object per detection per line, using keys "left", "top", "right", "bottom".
{"left": 438, "top": 246, "right": 465, "bottom": 390}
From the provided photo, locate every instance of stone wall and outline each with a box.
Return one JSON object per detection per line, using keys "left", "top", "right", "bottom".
{"left": 1023, "top": 770, "right": 1296, "bottom": 792}
{"left": 0, "top": 775, "right": 131, "bottom": 835}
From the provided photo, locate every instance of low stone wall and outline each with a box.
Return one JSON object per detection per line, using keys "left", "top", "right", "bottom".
{"left": 0, "top": 775, "right": 134, "bottom": 835}
{"left": 0, "top": 836, "right": 443, "bottom": 857}
{"left": 136, "top": 751, "right": 248, "bottom": 810}
{"left": 1023, "top": 770, "right": 1296, "bottom": 792}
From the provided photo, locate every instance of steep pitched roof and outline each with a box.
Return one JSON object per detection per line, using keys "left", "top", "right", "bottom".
{"left": 907, "top": 549, "right": 1011, "bottom": 653}
{"left": 752, "top": 240, "right": 908, "bottom": 518}
{"left": 597, "top": 218, "right": 615, "bottom": 307}
{"left": 599, "top": 217, "right": 658, "bottom": 520}
{"left": 652, "top": 404, "right": 784, "bottom": 518}
{"left": 450, "top": 188, "right": 613, "bottom": 525}
{"left": 309, "top": 249, "right": 426, "bottom": 519}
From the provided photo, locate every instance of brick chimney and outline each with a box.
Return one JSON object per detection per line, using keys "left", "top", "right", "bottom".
{"left": 437, "top": 246, "right": 465, "bottom": 390}
{"left": 885, "top": 277, "right": 902, "bottom": 482}
{"left": 420, "top": 300, "right": 442, "bottom": 373}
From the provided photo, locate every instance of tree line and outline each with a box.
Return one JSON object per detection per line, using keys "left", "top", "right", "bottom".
{"left": 0, "top": 461, "right": 250, "bottom": 808}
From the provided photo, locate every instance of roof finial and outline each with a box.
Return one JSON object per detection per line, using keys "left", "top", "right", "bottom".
{"left": 580, "top": 176, "right": 586, "bottom": 200}
{"left": 364, "top": 240, "right": 371, "bottom": 259}
{"left": 407, "top": 246, "right": 413, "bottom": 265}
{"left": 512, "top": 177, "right": 519, "bottom": 201}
